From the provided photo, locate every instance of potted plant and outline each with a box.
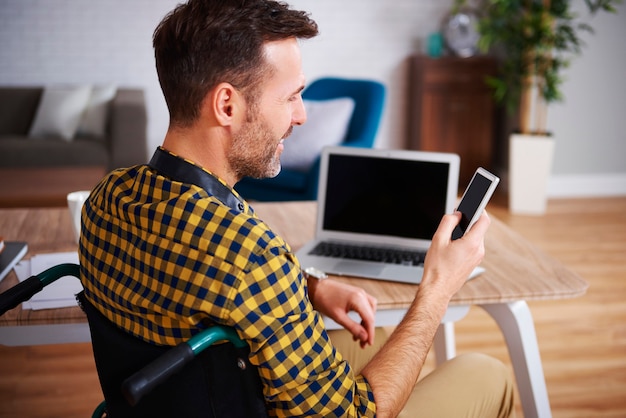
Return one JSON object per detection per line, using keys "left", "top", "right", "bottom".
{"left": 456, "top": 0, "right": 621, "bottom": 213}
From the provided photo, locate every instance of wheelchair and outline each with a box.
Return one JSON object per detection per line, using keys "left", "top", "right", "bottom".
{"left": 0, "top": 263, "right": 268, "bottom": 418}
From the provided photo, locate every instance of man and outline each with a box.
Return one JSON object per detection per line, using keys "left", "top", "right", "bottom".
{"left": 80, "top": 0, "right": 515, "bottom": 416}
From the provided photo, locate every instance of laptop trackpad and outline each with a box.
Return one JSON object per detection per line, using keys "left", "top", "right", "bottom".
{"left": 333, "top": 261, "right": 384, "bottom": 277}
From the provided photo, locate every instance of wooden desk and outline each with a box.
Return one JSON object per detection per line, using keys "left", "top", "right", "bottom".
{"left": 0, "top": 202, "right": 587, "bottom": 418}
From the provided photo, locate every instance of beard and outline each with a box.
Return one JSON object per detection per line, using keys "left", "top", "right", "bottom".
{"left": 229, "top": 112, "right": 292, "bottom": 180}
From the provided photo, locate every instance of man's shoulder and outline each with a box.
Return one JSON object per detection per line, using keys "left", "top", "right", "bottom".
{"left": 201, "top": 203, "right": 281, "bottom": 246}
{"left": 95, "top": 164, "right": 149, "bottom": 191}
{"left": 90, "top": 166, "right": 291, "bottom": 254}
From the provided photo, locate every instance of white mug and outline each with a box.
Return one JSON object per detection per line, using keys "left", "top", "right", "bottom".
{"left": 67, "top": 190, "right": 91, "bottom": 244}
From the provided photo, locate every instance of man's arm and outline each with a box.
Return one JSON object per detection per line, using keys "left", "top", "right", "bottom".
{"left": 360, "top": 212, "right": 490, "bottom": 418}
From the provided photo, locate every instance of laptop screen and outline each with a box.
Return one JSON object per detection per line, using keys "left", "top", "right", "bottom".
{"left": 322, "top": 153, "right": 452, "bottom": 241}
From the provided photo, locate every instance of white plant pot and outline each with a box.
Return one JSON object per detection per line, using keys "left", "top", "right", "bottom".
{"left": 509, "top": 133, "right": 555, "bottom": 215}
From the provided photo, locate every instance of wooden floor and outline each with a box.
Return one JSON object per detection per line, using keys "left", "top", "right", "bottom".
{"left": 0, "top": 195, "right": 625, "bottom": 417}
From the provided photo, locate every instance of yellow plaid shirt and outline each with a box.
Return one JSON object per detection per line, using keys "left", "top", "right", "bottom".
{"left": 79, "top": 149, "right": 376, "bottom": 417}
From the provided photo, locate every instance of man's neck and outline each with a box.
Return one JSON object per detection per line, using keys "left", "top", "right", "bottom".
{"left": 161, "top": 127, "right": 237, "bottom": 187}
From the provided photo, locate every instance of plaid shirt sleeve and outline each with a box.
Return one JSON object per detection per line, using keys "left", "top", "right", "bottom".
{"left": 229, "top": 230, "right": 376, "bottom": 417}
{"left": 79, "top": 165, "right": 377, "bottom": 417}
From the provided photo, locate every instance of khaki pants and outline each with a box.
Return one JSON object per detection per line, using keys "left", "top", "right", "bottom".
{"left": 328, "top": 328, "right": 516, "bottom": 418}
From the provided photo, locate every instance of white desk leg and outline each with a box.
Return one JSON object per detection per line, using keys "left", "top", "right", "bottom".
{"left": 480, "top": 301, "right": 552, "bottom": 418}
{"left": 434, "top": 322, "right": 456, "bottom": 364}
{"left": 433, "top": 305, "right": 470, "bottom": 365}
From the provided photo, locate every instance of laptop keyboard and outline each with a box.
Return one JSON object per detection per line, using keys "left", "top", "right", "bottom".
{"left": 309, "top": 241, "right": 426, "bottom": 266}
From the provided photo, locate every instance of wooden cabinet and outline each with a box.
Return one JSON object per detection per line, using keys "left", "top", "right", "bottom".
{"left": 407, "top": 55, "right": 497, "bottom": 188}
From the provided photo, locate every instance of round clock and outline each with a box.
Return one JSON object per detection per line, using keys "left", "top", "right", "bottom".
{"left": 442, "top": 10, "right": 480, "bottom": 58}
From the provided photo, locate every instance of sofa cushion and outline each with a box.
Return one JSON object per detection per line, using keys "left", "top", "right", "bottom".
{"left": 280, "top": 97, "right": 355, "bottom": 172}
{"left": 0, "top": 86, "right": 147, "bottom": 171}
{"left": 264, "top": 169, "right": 309, "bottom": 191}
{"left": 0, "top": 136, "right": 108, "bottom": 168}
{"left": 236, "top": 169, "right": 310, "bottom": 198}
{"left": 77, "top": 84, "right": 117, "bottom": 138}
{"left": 0, "top": 88, "right": 42, "bottom": 135}
{"left": 28, "top": 85, "right": 92, "bottom": 141}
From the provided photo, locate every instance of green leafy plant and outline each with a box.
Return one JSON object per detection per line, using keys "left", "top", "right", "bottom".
{"left": 458, "top": 0, "right": 621, "bottom": 134}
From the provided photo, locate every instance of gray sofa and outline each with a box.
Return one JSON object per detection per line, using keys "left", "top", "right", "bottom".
{"left": 0, "top": 87, "right": 147, "bottom": 171}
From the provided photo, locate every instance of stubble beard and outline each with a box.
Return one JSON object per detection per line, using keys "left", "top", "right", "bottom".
{"left": 229, "top": 113, "right": 292, "bottom": 181}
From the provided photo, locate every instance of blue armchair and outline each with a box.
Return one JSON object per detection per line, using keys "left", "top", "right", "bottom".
{"left": 234, "top": 77, "right": 386, "bottom": 201}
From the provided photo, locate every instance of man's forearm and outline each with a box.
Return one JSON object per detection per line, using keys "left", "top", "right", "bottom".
{"left": 360, "top": 285, "right": 450, "bottom": 418}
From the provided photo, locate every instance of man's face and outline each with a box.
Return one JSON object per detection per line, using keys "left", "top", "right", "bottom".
{"left": 229, "top": 38, "right": 307, "bottom": 180}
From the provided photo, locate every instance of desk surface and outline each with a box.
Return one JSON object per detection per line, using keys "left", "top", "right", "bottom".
{"left": 0, "top": 202, "right": 588, "bottom": 327}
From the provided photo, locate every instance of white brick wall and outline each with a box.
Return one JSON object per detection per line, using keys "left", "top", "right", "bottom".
{"left": 0, "top": 0, "right": 179, "bottom": 152}
{"left": 0, "top": 0, "right": 454, "bottom": 155}
{"left": 292, "top": 0, "right": 454, "bottom": 151}
{"left": 1, "top": 0, "right": 625, "bottom": 193}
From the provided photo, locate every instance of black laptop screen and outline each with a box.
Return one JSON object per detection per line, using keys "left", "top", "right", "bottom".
{"left": 322, "top": 154, "right": 450, "bottom": 240}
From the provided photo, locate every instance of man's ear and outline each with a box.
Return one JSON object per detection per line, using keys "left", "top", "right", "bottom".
{"left": 212, "top": 83, "right": 243, "bottom": 126}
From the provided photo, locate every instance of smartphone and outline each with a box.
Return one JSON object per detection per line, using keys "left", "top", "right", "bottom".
{"left": 452, "top": 167, "right": 500, "bottom": 240}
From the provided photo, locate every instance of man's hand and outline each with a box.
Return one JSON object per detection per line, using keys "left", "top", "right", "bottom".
{"left": 421, "top": 211, "right": 490, "bottom": 299}
{"left": 308, "top": 278, "right": 377, "bottom": 348}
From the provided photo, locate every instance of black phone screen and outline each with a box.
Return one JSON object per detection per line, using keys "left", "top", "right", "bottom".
{"left": 452, "top": 173, "right": 493, "bottom": 240}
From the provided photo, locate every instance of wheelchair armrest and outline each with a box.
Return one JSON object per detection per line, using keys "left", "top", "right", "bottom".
{"left": 121, "top": 325, "right": 246, "bottom": 406}
{"left": 0, "top": 276, "right": 42, "bottom": 315}
{"left": 0, "top": 263, "right": 80, "bottom": 315}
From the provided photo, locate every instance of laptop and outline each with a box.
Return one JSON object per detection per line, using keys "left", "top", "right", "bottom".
{"left": 296, "top": 146, "right": 483, "bottom": 285}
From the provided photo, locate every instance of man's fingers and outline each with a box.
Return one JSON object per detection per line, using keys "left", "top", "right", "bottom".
{"left": 464, "top": 211, "right": 491, "bottom": 239}
{"left": 336, "top": 312, "right": 368, "bottom": 344}
{"left": 432, "top": 212, "right": 462, "bottom": 244}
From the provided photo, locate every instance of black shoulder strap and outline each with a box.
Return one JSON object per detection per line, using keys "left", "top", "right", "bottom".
{"left": 149, "top": 148, "right": 245, "bottom": 213}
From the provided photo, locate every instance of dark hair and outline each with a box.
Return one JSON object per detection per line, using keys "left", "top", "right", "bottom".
{"left": 153, "top": 0, "right": 318, "bottom": 127}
